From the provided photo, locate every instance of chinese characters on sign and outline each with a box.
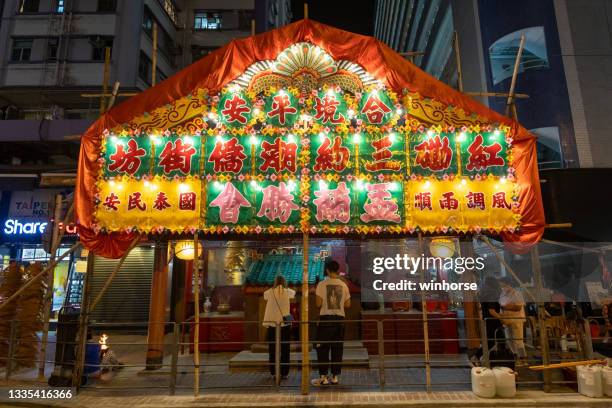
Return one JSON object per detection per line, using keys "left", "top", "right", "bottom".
{"left": 98, "top": 110, "right": 513, "bottom": 233}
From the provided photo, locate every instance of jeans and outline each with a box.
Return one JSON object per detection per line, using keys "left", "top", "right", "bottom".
{"left": 267, "top": 325, "right": 291, "bottom": 376}
{"left": 315, "top": 315, "right": 345, "bottom": 377}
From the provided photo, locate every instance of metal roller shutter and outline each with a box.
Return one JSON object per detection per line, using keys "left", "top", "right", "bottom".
{"left": 89, "top": 246, "right": 154, "bottom": 325}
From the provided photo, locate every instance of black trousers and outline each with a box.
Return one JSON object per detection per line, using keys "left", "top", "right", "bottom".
{"left": 267, "top": 325, "right": 291, "bottom": 376}
{"left": 315, "top": 315, "right": 345, "bottom": 376}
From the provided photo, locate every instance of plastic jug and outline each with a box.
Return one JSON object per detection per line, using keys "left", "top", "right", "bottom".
{"left": 577, "top": 365, "right": 603, "bottom": 398}
{"left": 471, "top": 367, "right": 496, "bottom": 398}
{"left": 493, "top": 366, "right": 516, "bottom": 397}
{"left": 602, "top": 366, "right": 612, "bottom": 397}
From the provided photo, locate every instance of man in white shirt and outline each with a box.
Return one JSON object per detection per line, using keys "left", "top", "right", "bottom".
{"left": 312, "top": 260, "right": 350, "bottom": 386}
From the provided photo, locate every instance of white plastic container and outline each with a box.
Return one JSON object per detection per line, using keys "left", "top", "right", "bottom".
{"left": 602, "top": 366, "right": 612, "bottom": 397}
{"left": 471, "top": 367, "right": 496, "bottom": 398}
{"left": 493, "top": 366, "right": 516, "bottom": 397}
{"left": 577, "top": 365, "right": 603, "bottom": 398}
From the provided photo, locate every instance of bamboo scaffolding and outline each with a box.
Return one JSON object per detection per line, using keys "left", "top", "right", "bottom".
{"left": 0, "top": 242, "right": 81, "bottom": 312}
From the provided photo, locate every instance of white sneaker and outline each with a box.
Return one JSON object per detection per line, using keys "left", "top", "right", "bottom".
{"left": 311, "top": 376, "right": 330, "bottom": 386}
{"left": 330, "top": 375, "right": 339, "bottom": 385}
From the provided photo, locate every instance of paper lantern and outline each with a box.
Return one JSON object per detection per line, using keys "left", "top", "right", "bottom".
{"left": 175, "top": 240, "right": 202, "bottom": 260}
{"left": 429, "top": 237, "right": 455, "bottom": 258}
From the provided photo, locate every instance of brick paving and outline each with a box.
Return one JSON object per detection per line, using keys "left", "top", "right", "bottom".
{"left": 1, "top": 389, "right": 612, "bottom": 407}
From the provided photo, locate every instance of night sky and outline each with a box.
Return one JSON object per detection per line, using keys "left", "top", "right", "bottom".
{"left": 290, "top": 0, "right": 376, "bottom": 36}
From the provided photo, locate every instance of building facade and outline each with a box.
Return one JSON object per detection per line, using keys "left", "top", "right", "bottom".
{"left": 374, "top": 0, "right": 612, "bottom": 169}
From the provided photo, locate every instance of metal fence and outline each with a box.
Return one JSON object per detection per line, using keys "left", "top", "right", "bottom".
{"left": 0, "top": 312, "right": 602, "bottom": 395}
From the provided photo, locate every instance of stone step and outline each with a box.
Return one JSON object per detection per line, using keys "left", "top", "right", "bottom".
{"left": 250, "top": 340, "right": 364, "bottom": 353}
{"left": 229, "top": 348, "right": 370, "bottom": 372}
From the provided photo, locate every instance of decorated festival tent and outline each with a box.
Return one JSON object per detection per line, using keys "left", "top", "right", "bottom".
{"left": 75, "top": 19, "right": 545, "bottom": 259}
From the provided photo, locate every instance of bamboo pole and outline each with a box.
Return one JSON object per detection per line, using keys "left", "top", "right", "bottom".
{"left": 529, "top": 360, "right": 605, "bottom": 371}
{"left": 152, "top": 22, "right": 158, "bottom": 86}
{"left": 37, "top": 194, "right": 63, "bottom": 379}
{"left": 100, "top": 46, "right": 111, "bottom": 114}
{"left": 82, "top": 92, "right": 138, "bottom": 98}
{"left": 0, "top": 242, "right": 81, "bottom": 312}
{"left": 73, "top": 252, "right": 94, "bottom": 389}
{"left": 304, "top": 3, "right": 309, "bottom": 19}
{"left": 531, "top": 245, "right": 552, "bottom": 392}
{"left": 89, "top": 236, "right": 141, "bottom": 312}
{"left": 464, "top": 91, "right": 529, "bottom": 99}
{"left": 107, "top": 81, "right": 121, "bottom": 110}
{"left": 418, "top": 233, "right": 431, "bottom": 392}
{"left": 193, "top": 233, "right": 201, "bottom": 397}
{"left": 478, "top": 236, "right": 536, "bottom": 302}
{"left": 301, "top": 231, "right": 310, "bottom": 395}
{"left": 505, "top": 34, "right": 525, "bottom": 119}
{"left": 453, "top": 31, "right": 463, "bottom": 93}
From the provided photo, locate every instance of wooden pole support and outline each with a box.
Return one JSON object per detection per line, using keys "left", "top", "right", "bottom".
{"left": 193, "top": 233, "right": 201, "bottom": 397}
{"left": 301, "top": 231, "right": 310, "bottom": 395}
{"left": 304, "top": 3, "right": 309, "bottom": 19}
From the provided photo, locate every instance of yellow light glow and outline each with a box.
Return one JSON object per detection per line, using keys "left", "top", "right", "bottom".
{"left": 424, "top": 180, "right": 431, "bottom": 188}
{"left": 430, "top": 237, "right": 455, "bottom": 258}
{"left": 179, "top": 183, "right": 188, "bottom": 192}
{"left": 175, "top": 240, "right": 202, "bottom": 261}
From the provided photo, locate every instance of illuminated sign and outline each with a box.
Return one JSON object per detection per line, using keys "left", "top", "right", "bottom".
{"left": 4, "top": 219, "right": 48, "bottom": 235}
{"left": 3, "top": 219, "right": 77, "bottom": 236}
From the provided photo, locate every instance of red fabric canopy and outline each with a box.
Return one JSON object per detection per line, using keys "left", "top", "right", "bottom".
{"left": 75, "top": 19, "right": 545, "bottom": 258}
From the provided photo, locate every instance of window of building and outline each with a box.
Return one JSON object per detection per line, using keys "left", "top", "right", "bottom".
{"left": 489, "top": 26, "right": 549, "bottom": 85}
{"left": 138, "top": 51, "right": 151, "bottom": 84}
{"left": 97, "top": 0, "right": 116, "bottom": 12}
{"left": 159, "top": 0, "right": 178, "bottom": 26}
{"left": 18, "top": 0, "right": 39, "bottom": 13}
{"left": 56, "top": 0, "right": 64, "bottom": 13}
{"left": 11, "top": 39, "right": 33, "bottom": 62}
{"left": 47, "top": 38, "right": 59, "bottom": 60}
{"left": 90, "top": 36, "right": 113, "bottom": 61}
{"left": 143, "top": 7, "right": 154, "bottom": 34}
{"left": 531, "top": 127, "right": 563, "bottom": 169}
{"left": 194, "top": 11, "right": 222, "bottom": 30}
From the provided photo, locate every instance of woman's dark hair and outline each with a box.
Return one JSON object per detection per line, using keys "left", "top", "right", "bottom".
{"left": 274, "top": 274, "right": 286, "bottom": 288}
{"left": 325, "top": 259, "right": 340, "bottom": 274}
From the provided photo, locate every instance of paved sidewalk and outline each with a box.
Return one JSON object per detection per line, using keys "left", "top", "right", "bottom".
{"left": 1, "top": 390, "right": 612, "bottom": 408}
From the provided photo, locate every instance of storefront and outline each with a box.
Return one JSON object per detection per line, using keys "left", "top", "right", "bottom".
{"left": 0, "top": 188, "right": 78, "bottom": 313}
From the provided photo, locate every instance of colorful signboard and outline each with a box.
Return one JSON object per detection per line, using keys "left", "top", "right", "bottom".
{"left": 94, "top": 86, "right": 518, "bottom": 236}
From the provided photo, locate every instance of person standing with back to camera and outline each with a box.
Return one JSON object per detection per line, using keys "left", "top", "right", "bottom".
{"left": 263, "top": 275, "right": 295, "bottom": 379}
{"left": 312, "top": 259, "right": 351, "bottom": 386}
